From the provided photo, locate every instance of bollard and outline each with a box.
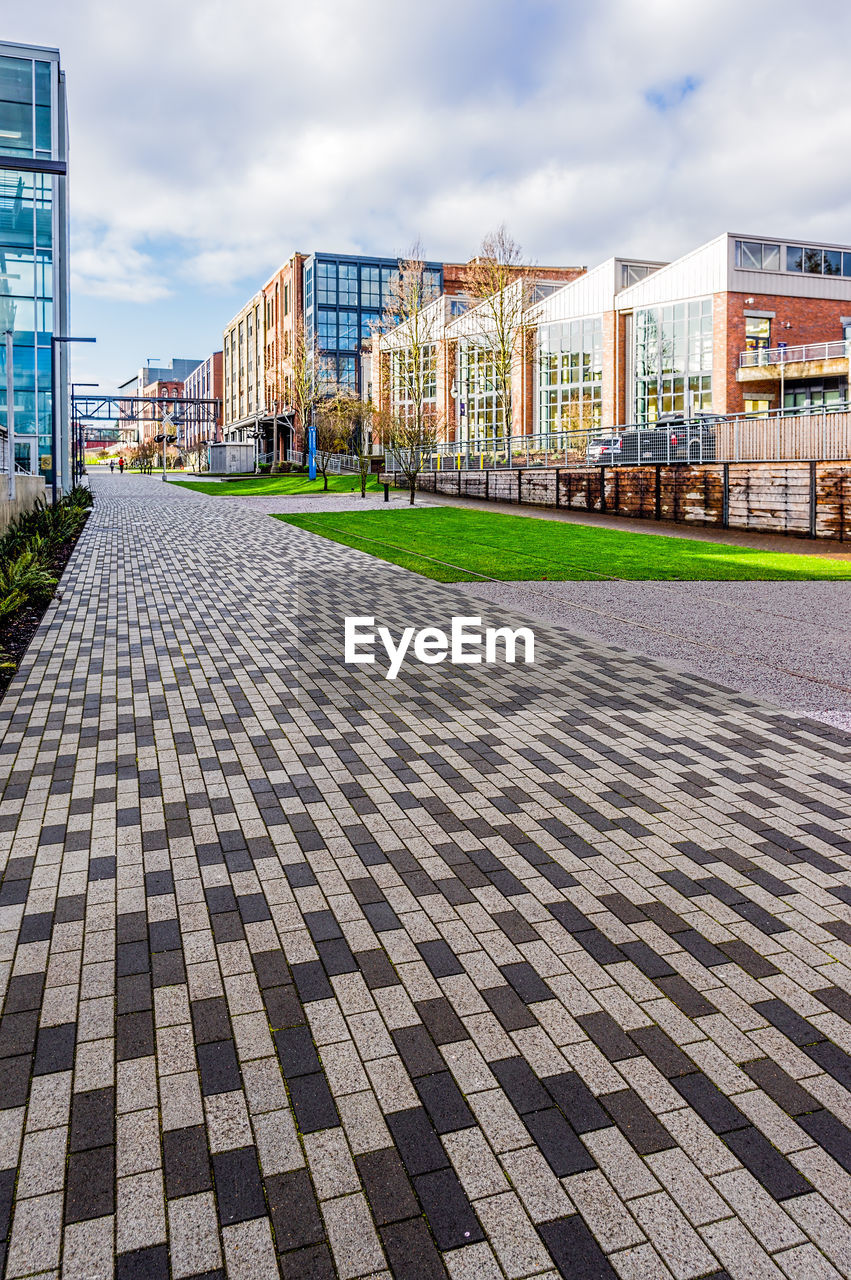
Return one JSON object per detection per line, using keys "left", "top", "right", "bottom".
{"left": 383, "top": 482, "right": 389, "bottom": 503}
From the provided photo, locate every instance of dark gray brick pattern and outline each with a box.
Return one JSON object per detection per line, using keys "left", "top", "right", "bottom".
{"left": 0, "top": 472, "right": 850, "bottom": 1278}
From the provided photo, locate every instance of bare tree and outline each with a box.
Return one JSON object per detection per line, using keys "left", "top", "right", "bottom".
{"left": 291, "top": 312, "right": 323, "bottom": 462}
{"left": 329, "top": 394, "right": 373, "bottom": 498}
{"left": 188, "top": 437, "right": 209, "bottom": 473}
{"left": 374, "top": 404, "right": 439, "bottom": 506}
{"left": 462, "top": 226, "right": 532, "bottom": 436}
{"left": 377, "top": 243, "right": 442, "bottom": 504}
{"left": 311, "top": 403, "right": 346, "bottom": 491}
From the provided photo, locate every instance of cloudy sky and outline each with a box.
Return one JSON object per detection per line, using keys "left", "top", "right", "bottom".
{"left": 7, "top": 0, "right": 851, "bottom": 390}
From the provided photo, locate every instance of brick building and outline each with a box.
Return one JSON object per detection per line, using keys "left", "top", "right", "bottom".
{"left": 139, "top": 378, "right": 183, "bottom": 444}
{"left": 224, "top": 251, "right": 474, "bottom": 459}
{"left": 260, "top": 253, "right": 305, "bottom": 465}
{"left": 376, "top": 232, "right": 851, "bottom": 449}
{"left": 536, "top": 232, "right": 851, "bottom": 434}
{"left": 117, "top": 358, "right": 204, "bottom": 447}
{"left": 222, "top": 293, "right": 265, "bottom": 443}
{"left": 182, "top": 351, "right": 223, "bottom": 452}
{"left": 374, "top": 264, "right": 585, "bottom": 442}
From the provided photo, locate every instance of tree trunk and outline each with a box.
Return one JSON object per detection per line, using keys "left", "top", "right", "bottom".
{"left": 409, "top": 478, "right": 416, "bottom": 505}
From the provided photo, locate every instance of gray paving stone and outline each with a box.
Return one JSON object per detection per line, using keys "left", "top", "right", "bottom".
{"left": 2, "top": 473, "right": 851, "bottom": 1277}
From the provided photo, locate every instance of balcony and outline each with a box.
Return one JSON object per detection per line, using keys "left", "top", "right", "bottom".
{"left": 737, "top": 340, "right": 849, "bottom": 381}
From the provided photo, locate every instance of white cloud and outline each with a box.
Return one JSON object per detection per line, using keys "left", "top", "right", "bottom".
{"left": 71, "top": 231, "right": 171, "bottom": 302}
{"left": 8, "top": 0, "right": 851, "bottom": 305}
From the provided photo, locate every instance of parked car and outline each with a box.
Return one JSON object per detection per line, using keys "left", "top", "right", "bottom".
{"left": 619, "top": 414, "right": 723, "bottom": 463}
{"left": 585, "top": 434, "right": 625, "bottom": 463}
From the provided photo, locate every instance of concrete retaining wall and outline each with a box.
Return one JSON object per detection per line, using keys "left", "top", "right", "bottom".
{"left": 381, "top": 461, "right": 851, "bottom": 542}
{"left": 0, "top": 475, "right": 47, "bottom": 535}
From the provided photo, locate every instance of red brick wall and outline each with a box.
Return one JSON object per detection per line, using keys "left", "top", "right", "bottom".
{"left": 722, "top": 291, "right": 851, "bottom": 415}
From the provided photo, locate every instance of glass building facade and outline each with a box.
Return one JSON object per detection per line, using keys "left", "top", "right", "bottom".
{"left": 538, "top": 318, "right": 603, "bottom": 433}
{"left": 303, "top": 253, "right": 442, "bottom": 398}
{"left": 634, "top": 299, "right": 712, "bottom": 423}
{"left": 0, "top": 42, "right": 69, "bottom": 484}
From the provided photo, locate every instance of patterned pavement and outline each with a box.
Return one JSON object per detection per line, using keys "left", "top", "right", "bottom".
{"left": 1, "top": 471, "right": 851, "bottom": 1280}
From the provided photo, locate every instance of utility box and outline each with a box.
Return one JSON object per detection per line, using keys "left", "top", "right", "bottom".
{"left": 208, "top": 443, "right": 254, "bottom": 475}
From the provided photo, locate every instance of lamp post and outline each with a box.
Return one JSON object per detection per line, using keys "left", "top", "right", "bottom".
{"left": 71, "top": 381, "right": 97, "bottom": 480}
{"left": 51, "top": 335, "right": 96, "bottom": 502}
{"left": 161, "top": 408, "right": 175, "bottom": 482}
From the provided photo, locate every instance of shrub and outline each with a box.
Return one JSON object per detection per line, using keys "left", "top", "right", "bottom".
{"left": 0, "top": 550, "right": 57, "bottom": 620}
{"left": 0, "top": 487, "right": 91, "bottom": 666}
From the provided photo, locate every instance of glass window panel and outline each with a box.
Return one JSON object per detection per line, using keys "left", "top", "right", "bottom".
{"left": 339, "top": 263, "right": 357, "bottom": 305}
{"left": 804, "top": 247, "right": 823, "bottom": 274}
{"left": 34, "top": 62, "right": 50, "bottom": 107}
{"left": 317, "top": 312, "right": 336, "bottom": 347}
{"left": 338, "top": 310, "right": 357, "bottom": 348}
{"left": 824, "top": 250, "right": 841, "bottom": 276}
{"left": 360, "top": 267, "right": 380, "bottom": 307}
{"left": 0, "top": 56, "right": 32, "bottom": 105}
{"left": 786, "top": 246, "right": 803, "bottom": 272}
{"left": 0, "top": 102, "right": 33, "bottom": 153}
{"left": 34, "top": 105, "right": 50, "bottom": 152}
{"left": 745, "top": 316, "right": 771, "bottom": 350}
{"left": 741, "top": 241, "right": 762, "bottom": 270}
{"left": 317, "top": 261, "right": 337, "bottom": 304}
{"left": 762, "top": 244, "right": 780, "bottom": 271}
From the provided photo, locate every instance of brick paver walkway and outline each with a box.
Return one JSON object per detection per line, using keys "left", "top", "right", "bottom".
{"left": 1, "top": 472, "right": 851, "bottom": 1280}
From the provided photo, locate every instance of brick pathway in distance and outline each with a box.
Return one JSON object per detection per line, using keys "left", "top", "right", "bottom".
{"left": 1, "top": 471, "right": 851, "bottom": 1279}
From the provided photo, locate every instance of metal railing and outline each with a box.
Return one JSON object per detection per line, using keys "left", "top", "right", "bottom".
{"left": 415, "top": 407, "right": 851, "bottom": 469}
{"left": 285, "top": 449, "right": 360, "bottom": 473}
{"left": 739, "top": 340, "right": 850, "bottom": 368}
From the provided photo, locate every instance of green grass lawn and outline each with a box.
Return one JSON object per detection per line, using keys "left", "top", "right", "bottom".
{"left": 171, "top": 473, "right": 380, "bottom": 497}
{"left": 275, "top": 506, "right": 851, "bottom": 582}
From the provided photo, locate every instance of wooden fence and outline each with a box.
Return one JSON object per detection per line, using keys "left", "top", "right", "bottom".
{"left": 382, "top": 461, "right": 851, "bottom": 541}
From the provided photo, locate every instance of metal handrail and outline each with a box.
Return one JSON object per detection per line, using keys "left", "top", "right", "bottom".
{"left": 415, "top": 407, "right": 851, "bottom": 469}
{"left": 739, "top": 340, "right": 849, "bottom": 368}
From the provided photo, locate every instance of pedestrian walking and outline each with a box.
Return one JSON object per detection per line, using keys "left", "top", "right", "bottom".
{"left": 118, "top": 456, "right": 125, "bottom": 474}
{"left": 109, "top": 459, "right": 115, "bottom": 474}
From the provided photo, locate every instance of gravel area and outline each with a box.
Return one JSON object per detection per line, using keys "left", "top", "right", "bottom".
{"left": 237, "top": 489, "right": 421, "bottom": 515}
{"left": 457, "top": 578, "right": 851, "bottom": 731}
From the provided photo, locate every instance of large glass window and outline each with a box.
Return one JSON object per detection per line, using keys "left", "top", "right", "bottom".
{"left": 361, "top": 266, "right": 380, "bottom": 308}
{"left": 380, "top": 265, "right": 398, "bottom": 302}
{"left": 338, "top": 264, "right": 357, "bottom": 306}
{"left": 621, "top": 263, "right": 656, "bottom": 288}
{"left": 734, "top": 240, "right": 780, "bottom": 271}
{"left": 787, "top": 244, "right": 851, "bottom": 276}
{"left": 391, "top": 344, "right": 437, "bottom": 421}
{"left": 0, "top": 57, "right": 34, "bottom": 155}
{"left": 338, "top": 310, "right": 357, "bottom": 349}
{"left": 537, "top": 317, "right": 603, "bottom": 435}
{"left": 317, "top": 260, "right": 336, "bottom": 304}
{"left": 634, "top": 298, "right": 713, "bottom": 422}
{"left": 0, "top": 176, "right": 54, "bottom": 447}
{"left": 317, "top": 311, "right": 336, "bottom": 348}
{"left": 458, "top": 342, "right": 505, "bottom": 439}
{"left": 338, "top": 356, "right": 357, "bottom": 390}
{"left": 360, "top": 312, "right": 378, "bottom": 341}
{"left": 745, "top": 316, "right": 771, "bottom": 351}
